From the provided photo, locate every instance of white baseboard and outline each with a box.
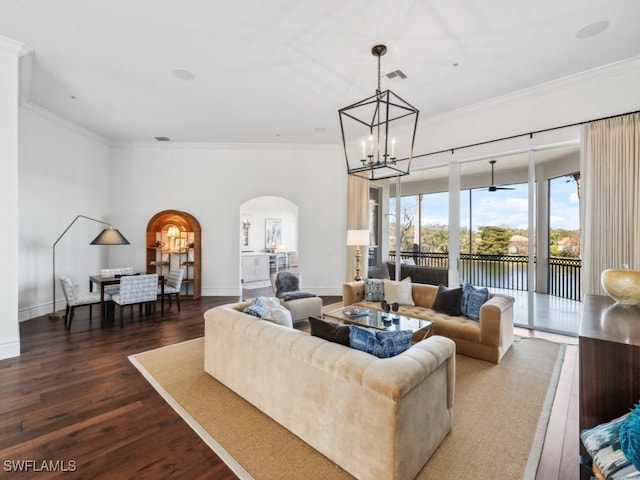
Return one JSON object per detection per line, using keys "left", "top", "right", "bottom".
{"left": 0, "top": 340, "right": 20, "bottom": 360}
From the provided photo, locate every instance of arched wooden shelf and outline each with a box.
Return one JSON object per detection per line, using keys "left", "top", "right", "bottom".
{"left": 146, "top": 210, "right": 201, "bottom": 299}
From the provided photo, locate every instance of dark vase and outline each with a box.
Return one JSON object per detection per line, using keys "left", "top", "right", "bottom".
{"left": 381, "top": 300, "right": 391, "bottom": 314}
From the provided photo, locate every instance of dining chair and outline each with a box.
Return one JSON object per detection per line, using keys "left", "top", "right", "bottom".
{"left": 100, "top": 267, "right": 136, "bottom": 296}
{"left": 159, "top": 268, "right": 184, "bottom": 311}
{"left": 110, "top": 274, "right": 159, "bottom": 327}
{"left": 60, "top": 275, "right": 110, "bottom": 330}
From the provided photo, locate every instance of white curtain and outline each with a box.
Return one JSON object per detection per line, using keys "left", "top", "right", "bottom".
{"left": 346, "top": 175, "right": 369, "bottom": 281}
{"left": 584, "top": 113, "right": 640, "bottom": 295}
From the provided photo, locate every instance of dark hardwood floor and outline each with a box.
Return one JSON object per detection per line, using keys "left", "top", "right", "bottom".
{"left": 1, "top": 297, "right": 577, "bottom": 479}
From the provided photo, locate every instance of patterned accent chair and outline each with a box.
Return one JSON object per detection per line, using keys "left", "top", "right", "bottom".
{"left": 110, "top": 274, "right": 159, "bottom": 327}
{"left": 100, "top": 267, "right": 136, "bottom": 296}
{"left": 60, "top": 275, "right": 110, "bottom": 330}
{"left": 159, "top": 269, "right": 185, "bottom": 311}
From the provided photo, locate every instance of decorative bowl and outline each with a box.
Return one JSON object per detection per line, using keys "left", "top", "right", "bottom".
{"left": 601, "top": 268, "right": 640, "bottom": 305}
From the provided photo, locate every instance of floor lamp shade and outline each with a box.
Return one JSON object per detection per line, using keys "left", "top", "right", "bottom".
{"left": 90, "top": 228, "right": 130, "bottom": 245}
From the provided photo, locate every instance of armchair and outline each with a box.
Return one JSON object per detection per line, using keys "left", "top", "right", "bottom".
{"left": 271, "top": 271, "right": 322, "bottom": 323}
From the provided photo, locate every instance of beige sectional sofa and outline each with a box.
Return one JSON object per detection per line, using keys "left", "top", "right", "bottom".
{"left": 204, "top": 302, "right": 456, "bottom": 480}
{"left": 343, "top": 281, "right": 515, "bottom": 364}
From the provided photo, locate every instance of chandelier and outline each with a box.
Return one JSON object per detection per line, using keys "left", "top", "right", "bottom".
{"left": 338, "top": 44, "right": 419, "bottom": 180}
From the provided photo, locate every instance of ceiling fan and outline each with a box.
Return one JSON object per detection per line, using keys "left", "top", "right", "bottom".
{"left": 486, "top": 160, "right": 515, "bottom": 192}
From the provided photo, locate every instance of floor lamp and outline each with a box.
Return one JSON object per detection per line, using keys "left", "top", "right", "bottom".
{"left": 347, "top": 229, "right": 370, "bottom": 281}
{"left": 50, "top": 215, "right": 130, "bottom": 319}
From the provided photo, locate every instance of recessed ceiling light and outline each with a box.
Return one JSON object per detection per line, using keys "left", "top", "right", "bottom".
{"left": 172, "top": 69, "right": 195, "bottom": 81}
{"left": 154, "top": 136, "right": 171, "bottom": 142}
{"left": 576, "top": 20, "right": 610, "bottom": 39}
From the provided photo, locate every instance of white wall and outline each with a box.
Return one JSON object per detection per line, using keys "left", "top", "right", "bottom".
{"left": 107, "top": 143, "right": 347, "bottom": 296}
{"left": 18, "top": 106, "right": 111, "bottom": 320}
{"left": 0, "top": 43, "right": 22, "bottom": 358}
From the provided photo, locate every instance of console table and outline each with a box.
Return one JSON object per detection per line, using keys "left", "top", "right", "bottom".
{"left": 579, "top": 294, "right": 640, "bottom": 479}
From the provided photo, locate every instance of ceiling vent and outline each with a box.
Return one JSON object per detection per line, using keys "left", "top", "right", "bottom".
{"left": 385, "top": 70, "right": 407, "bottom": 80}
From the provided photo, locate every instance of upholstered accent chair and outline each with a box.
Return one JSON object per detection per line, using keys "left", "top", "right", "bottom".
{"left": 60, "top": 275, "right": 109, "bottom": 330}
{"left": 110, "top": 274, "right": 159, "bottom": 327}
{"left": 270, "top": 271, "right": 322, "bottom": 323}
{"left": 159, "top": 268, "right": 184, "bottom": 311}
{"left": 100, "top": 267, "right": 135, "bottom": 296}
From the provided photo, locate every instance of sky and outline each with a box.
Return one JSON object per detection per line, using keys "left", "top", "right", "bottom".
{"left": 397, "top": 175, "right": 580, "bottom": 231}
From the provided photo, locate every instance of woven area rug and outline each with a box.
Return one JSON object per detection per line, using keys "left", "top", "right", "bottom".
{"left": 130, "top": 336, "right": 565, "bottom": 480}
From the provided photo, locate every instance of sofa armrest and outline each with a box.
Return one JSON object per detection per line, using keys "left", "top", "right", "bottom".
{"left": 478, "top": 294, "right": 515, "bottom": 347}
{"left": 362, "top": 336, "right": 456, "bottom": 403}
{"left": 343, "top": 281, "right": 365, "bottom": 306}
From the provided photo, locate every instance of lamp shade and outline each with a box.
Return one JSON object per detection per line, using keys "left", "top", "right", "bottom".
{"left": 90, "top": 228, "right": 130, "bottom": 245}
{"left": 347, "top": 229, "right": 370, "bottom": 246}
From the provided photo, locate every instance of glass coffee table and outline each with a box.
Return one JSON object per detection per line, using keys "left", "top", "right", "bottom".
{"left": 324, "top": 306, "right": 433, "bottom": 342}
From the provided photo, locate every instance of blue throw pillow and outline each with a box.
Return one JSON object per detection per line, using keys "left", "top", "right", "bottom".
{"left": 363, "top": 278, "right": 385, "bottom": 302}
{"left": 621, "top": 403, "right": 640, "bottom": 470}
{"left": 349, "top": 326, "right": 413, "bottom": 358}
{"left": 460, "top": 283, "right": 489, "bottom": 321}
{"left": 243, "top": 297, "right": 266, "bottom": 318}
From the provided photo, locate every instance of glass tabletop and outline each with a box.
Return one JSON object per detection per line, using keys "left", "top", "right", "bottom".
{"left": 324, "top": 306, "right": 432, "bottom": 333}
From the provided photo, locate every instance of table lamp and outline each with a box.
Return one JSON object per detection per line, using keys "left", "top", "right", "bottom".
{"left": 347, "top": 229, "right": 370, "bottom": 281}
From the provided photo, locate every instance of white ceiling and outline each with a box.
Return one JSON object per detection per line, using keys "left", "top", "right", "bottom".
{"left": 2, "top": 0, "right": 639, "bottom": 144}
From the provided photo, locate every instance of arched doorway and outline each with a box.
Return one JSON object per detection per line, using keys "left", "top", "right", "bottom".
{"left": 239, "top": 196, "right": 299, "bottom": 296}
{"left": 146, "top": 210, "right": 201, "bottom": 299}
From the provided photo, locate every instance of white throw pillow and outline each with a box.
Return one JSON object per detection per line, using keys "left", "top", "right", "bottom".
{"left": 262, "top": 297, "right": 293, "bottom": 328}
{"left": 383, "top": 277, "right": 415, "bottom": 306}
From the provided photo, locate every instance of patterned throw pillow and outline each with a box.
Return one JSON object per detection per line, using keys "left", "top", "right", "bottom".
{"left": 460, "top": 283, "right": 490, "bottom": 321}
{"left": 581, "top": 412, "right": 640, "bottom": 479}
{"left": 363, "top": 278, "right": 385, "bottom": 302}
{"left": 349, "top": 326, "right": 413, "bottom": 358}
{"left": 243, "top": 297, "right": 267, "bottom": 318}
{"left": 431, "top": 285, "right": 463, "bottom": 316}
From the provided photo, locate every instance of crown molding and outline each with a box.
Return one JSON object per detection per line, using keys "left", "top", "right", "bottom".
{"left": 110, "top": 141, "right": 341, "bottom": 151}
{"left": 0, "top": 35, "right": 31, "bottom": 56}
{"left": 21, "top": 101, "right": 110, "bottom": 146}
{"left": 422, "top": 55, "right": 640, "bottom": 127}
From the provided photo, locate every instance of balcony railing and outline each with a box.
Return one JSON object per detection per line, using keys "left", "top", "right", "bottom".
{"left": 387, "top": 251, "right": 582, "bottom": 301}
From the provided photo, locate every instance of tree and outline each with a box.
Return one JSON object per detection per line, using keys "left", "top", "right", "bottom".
{"left": 476, "top": 226, "right": 511, "bottom": 255}
{"left": 388, "top": 197, "right": 416, "bottom": 251}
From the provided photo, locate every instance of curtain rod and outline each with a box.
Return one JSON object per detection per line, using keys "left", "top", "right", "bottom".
{"left": 410, "top": 108, "right": 640, "bottom": 160}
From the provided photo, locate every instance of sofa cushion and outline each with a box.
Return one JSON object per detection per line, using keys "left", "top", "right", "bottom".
{"left": 460, "top": 283, "right": 490, "bottom": 321}
{"left": 349, "top": 325, "right": 413, "bottom": 358}
{"left": 308, "top": 316, "right": 350, "bottom": 346}
{"left": 383, "top": 277, "right": 415, "bottom": 306}
{"left": 432, "top": 285, "right": 463, "bottom": 316}
{"left": 363, "top": 278, "right": 385, "bottom": 301}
